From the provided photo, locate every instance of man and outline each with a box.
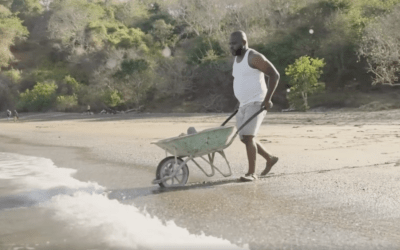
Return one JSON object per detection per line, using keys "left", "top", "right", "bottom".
{"left": 87, "top": 105, "right": 91, "bottom": 115}
{"left": 6, "top": 109, "right": 11, "bottom": 120}
{"left": 13, "top": 110, "right": 19, "bottom": 122}
{"left": 229, "top": 31, "right": 280, "bottom": 182}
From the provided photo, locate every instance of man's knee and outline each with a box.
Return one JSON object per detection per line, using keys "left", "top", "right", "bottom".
{"left": 241, "top": 135, "right": 254, "bottom": 144}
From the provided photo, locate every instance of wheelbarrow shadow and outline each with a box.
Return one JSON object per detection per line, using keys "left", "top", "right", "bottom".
{"left": 107, "top": 176, "right": 268, "bottom": 201}
{"left": 107, "top": 160, "right": 399, "bottom": 201}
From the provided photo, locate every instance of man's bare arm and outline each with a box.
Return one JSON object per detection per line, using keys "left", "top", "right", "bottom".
{"left": 250, "top": 52, "right": 280, "bottom": 109}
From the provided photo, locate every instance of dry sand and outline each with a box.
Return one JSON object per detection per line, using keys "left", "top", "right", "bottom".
{"left": 0, "top": 110, "right": 400, "bottom": 249}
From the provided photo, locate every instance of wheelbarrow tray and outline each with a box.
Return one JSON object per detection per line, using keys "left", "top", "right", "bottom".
{"left": 152, "top": 126, "right": 236, "bottom": 157}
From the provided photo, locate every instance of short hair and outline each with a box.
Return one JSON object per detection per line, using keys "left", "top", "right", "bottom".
{"left": 231, "top": 30, "right": 247, "bottom": 42}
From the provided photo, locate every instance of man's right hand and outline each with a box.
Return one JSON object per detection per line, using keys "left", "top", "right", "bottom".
{"left": 263, "top": 100, "right": 273, "bottom": 110}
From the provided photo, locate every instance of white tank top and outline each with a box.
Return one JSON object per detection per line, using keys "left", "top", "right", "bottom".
{"left": 232, "top": 49, "right": 267, "bottom": 107}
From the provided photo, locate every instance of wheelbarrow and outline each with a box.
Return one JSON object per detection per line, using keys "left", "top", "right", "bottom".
{"left": 151, "top": 106, "right": 266, "bottom": 187}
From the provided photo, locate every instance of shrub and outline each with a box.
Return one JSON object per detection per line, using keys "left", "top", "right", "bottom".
{"left": 29, "top": 62, "right": 70, "bottom": 83}
{"left": 17, "top": 81, "right": 58, "bottom": 111}
{"left": 3, "top": 69, "right": 22, "bottom": 84}
{"left": 56, "top": 94, "right": 78, "bottom": 111}
{"left": 102, "top": 90, "right": 122, "bottom": 107}
{"left": 113, "top": 59, "right": 149, "bottom": 79}
{"left": 89, "top": 21, "right": 148, "bottom": 50}
{"left": 187, "top": 36, "right": 224, "bottom": 64}
{"left": 200, "top": 50, "right": 220, "bottom": 65}
{"left": 150, "top": 19, "right": 176, "bottom": 47}
{"left": 58, "top": 75, "right": 82, "bottom": 96}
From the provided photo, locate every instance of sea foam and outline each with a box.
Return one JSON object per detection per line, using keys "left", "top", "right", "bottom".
{"left": 0, "top": 152, "right": 248, "bottom": 249}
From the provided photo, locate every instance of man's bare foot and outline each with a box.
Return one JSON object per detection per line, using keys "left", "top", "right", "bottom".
{"left": 240, "top": 173, "right": 258, "bottom": 182}
{"left": 260, "top": 156, "right": 279, "bottom": 176}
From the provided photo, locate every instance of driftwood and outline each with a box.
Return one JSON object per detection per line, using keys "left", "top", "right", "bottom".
{"left": 99, "top": 106, "right": 117, "bottom": 114}
{"left": 99, "top": 105, "right": 144, "bottom": 114}
{"left": 124, "top": 106, "right": 145, "bottom": 113}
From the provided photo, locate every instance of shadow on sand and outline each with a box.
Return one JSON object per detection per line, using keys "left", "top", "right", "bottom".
{"left": 107, "top": 177, "right": 244, "bottom": 201}
{"left": 107, "top": 160, "right": 398, "bottom": 201}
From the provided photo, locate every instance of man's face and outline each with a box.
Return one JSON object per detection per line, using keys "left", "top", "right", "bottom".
{"left": 229, "top": 35, "right": 244, "bottom": 56}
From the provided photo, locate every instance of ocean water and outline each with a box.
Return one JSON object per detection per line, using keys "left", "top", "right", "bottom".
{"left": 0, "top": 152, "right": 248, "bottom": 250}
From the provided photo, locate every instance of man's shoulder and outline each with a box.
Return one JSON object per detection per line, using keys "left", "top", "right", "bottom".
{"left": 247, "top": 49, "right": 267, "bottom": 68}
{"left": 248, "top": 49, "right": 265, "bottom": 59}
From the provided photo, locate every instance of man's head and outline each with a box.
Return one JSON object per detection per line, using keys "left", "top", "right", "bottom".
{"left": 229, "top": 31, "right": 248, "bottom": 56}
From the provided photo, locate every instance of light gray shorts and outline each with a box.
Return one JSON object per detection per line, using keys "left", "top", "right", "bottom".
{"left": 236, "top": 102, "right": 266, "bottom": 140}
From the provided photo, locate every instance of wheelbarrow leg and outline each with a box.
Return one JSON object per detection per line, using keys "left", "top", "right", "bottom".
{"left": 191, "top": 156, "right": 216, "bottom": 177}
{"left": 190, "top": 150, "right": 232, "bottom": 178}
{"left": 214, "top": 150, "right": 233, "bottom": 177}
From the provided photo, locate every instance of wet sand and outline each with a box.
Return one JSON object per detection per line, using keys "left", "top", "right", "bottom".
{"left": 1, "top": 110, "right": 400, "bottom": 249}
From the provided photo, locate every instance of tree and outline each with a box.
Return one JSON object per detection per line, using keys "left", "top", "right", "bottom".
{"left": 48, "top": 0, "right": 150, "bottom": 54}
{"left": 156, "top": 56, "right": 196, "bottom": 97}
{"left": 187, "top": 36, "right": 225, "bottom": 64}
{"left": 113, "top": 0, "right": 149, "bottom": 27}
{"left": 285, "top": 56, "right": 325, "bottom": 111}
{"left": 359, "top": 5, "right": 400, "bottom": 85}
{"left": 0, "top": 4, "right": 28, "bottom": 69}
{"left": 11, "top": 0, "right": 43, "bottom": 18}
{"left": 90, "top": 48, "right": 156, "bottom": 108}
{"left": 150, "top": 19, "right": 176, "bottom": 47}
{"left": 0, "top": 74, "right": 18, "bottom": 110}
{"left": 47, "top": 0, "right": 105, "bottom": 50}
{"left": 166, "top": 0, "right": 228, "bottom": 37}
{"left": 0, "top": 0, "right": 13, "bottom": 8}
{"left": 318, "top": 0, "right": 400, "bottom": 88}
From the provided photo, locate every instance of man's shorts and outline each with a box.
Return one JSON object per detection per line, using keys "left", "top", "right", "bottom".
{"left": 236, "top": 102, "right": 266, "bottom": 140}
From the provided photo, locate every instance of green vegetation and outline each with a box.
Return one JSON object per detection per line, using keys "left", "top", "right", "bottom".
{"left": 286, "top": 56, "right": 326, "bottom": 111}
{"left": 17, "top": 81, "right": 58, "bottom": 111}
{"left": 3, "top": 68, "right": 22, "bottom": 83}
{"left": 56, "top": 94, "right": 78, "bottom": 112}
{"left": 0, "top": 4, "right": 28, "bottom": 68}
{"left": 1, "top": 0, "right": 400, "bottom": 113}
{"left": 102, "top": 90, "right": 122, "bottom": 108}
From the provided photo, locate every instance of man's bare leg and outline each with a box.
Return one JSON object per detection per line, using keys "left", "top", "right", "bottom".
{"left": 256, "top": 141, "right": 274, "bottom": 161}
{"left": 241, "top": 137, "right": 278, "bottom": 175}
{"left": 242, "top": 135, "right": 257, "bottom": 175}
{"left": 257, "top": 141, "right": 279, "bottom": 175}
{"left": 241, "top": 135, "right": 279, "bottom": 176}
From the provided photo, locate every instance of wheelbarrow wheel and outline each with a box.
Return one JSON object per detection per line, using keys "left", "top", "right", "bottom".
{"left": 156, "top": 156, "right": 189, "bottom": 188}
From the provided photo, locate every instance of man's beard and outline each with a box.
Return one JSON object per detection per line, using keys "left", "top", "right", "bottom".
{"left": 235, "top": 46, "right": 245, "bottom": 56}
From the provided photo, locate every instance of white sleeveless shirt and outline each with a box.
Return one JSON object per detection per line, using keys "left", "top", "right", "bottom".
{"left": 232, "top": 49, "right": 267, "bottom": 107}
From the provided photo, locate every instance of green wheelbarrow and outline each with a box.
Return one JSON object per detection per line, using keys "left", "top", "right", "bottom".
{"left": 151, "top": 107, "right": 266, "bottom": 187}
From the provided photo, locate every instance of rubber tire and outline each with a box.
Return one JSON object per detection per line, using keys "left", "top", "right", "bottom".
{"left": 156, "top": 156, "right": 189, "bottom": 188}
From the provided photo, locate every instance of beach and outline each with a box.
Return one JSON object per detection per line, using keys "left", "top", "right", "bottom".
{"left": 0, "top": 110, "right": 400, "bottom": 249}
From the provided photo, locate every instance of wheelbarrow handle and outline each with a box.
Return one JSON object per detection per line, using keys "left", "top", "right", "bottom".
{"left": 221, "top": 105, "right": 266, "bottom": 133}
{"left": 221, "top": 105, "right": 266, "bottom": 149}
{"left": 220, "top": 109, "right": 238, "bottom": 126}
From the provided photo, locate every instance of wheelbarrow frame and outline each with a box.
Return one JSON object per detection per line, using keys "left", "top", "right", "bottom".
{"left": 152, "top": 106, "right": 266, "bottom": 187}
